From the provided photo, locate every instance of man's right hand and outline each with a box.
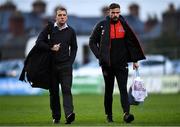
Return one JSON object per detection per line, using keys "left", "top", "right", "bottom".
{"left": 51, "top": 43, "right": 61, "bottom": 51}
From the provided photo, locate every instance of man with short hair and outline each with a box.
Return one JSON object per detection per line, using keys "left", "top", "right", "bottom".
{"left": 89, "top": 3, "right": 145, "bottom": 123}
{"left": 35, "top": 7, "right": 77, "bottom": 124}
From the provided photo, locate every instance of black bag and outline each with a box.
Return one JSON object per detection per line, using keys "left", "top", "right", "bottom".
{"left": 19, "top": 22, "right": 53, "bottom": 89}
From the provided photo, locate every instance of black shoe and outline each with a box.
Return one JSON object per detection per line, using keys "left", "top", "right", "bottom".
{"left": 123, "top": 113, "right": 134, "bottom": 123}
{"left": 107, "top": 115, "right": 114, "bottom": 123}
{"left": 65, "top": 113, "right": 75, "bottom": 124}
{"left": 53, "top": 119, "right": 60, "bottom": 124}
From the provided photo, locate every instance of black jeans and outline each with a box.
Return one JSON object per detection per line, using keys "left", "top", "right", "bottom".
{"left": 49, "top": 65, "right": 73, "bottom": 120}
{"left": 101, "top": 66, "right": 130, "bottom": 116}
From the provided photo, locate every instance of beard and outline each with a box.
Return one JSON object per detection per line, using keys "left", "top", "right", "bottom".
{"left": 111, "top": 16, "right": 119, "bottom": 23}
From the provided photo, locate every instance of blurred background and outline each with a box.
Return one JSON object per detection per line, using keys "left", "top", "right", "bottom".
{"left": 0, "top": 0, "right": 180, "bottom": 95}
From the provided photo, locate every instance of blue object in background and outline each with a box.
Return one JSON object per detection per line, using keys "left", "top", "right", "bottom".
{"left": 0, "top": 77, "right": 42, "bottom": 95}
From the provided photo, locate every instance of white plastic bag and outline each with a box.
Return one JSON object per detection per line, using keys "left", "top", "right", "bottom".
{"left": 129, "top": 69, "right": 148, "bottom": 105}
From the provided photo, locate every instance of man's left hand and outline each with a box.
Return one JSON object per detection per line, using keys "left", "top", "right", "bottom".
{"left": 133, "top": 62, "right": 139, "bottom": 70}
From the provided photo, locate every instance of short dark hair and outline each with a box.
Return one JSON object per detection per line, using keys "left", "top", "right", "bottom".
{"left": 109, "top": 3, "right": 120, "bottom": 9}
{"left": 55, "top": 6, "right": 67, "bottom": 14}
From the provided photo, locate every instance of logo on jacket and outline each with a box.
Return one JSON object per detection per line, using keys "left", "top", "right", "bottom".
{"left": 102, "top": 30, "right": 105, "bottom": 35}
{"left": 119, "top": 28, "right": 125, "bottom": 32}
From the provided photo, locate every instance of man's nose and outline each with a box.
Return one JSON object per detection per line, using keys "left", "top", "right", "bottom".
{"left": 115, "top": 14, "right": 119, "bottom": 17}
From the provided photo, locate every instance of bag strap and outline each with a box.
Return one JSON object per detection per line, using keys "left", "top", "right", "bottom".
{"left": 133, "top": 68, "right": 140, "bottom": 79}
{"left": 135, "top": 68, "right": 140, "bottom": 77}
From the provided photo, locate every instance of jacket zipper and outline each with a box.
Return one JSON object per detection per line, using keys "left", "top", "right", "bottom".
{"left": 109, "top": 38, "right": 111, "bottom": 66}
{"left": 109, "top": 24, "right": 116, "bottom": 66}
{"left": 114, "top": 24, "right": 116, "bottom": 38}
{"left": 109, "top": 24, "right": 115, "bottom": 66}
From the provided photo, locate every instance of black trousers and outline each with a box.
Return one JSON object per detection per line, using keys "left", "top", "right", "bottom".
{"left": 101, "top": 66, "right": 130, "bottom": 116}
{"left": 49, "top": 65, "right": 73, "bottom": 120}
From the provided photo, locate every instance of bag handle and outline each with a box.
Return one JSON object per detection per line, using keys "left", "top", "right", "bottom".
{"left": 135, "top": 68, "right": 140, "bottom": 77}
{"left": 133, "top": 68, "right": 140, "bottom": 78}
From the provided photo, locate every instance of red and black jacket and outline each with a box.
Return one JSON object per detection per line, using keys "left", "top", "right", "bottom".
{"left": 89, "top": 15, "right": 145, "bottom": 66}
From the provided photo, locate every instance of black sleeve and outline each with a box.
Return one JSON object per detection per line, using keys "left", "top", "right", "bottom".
{"left": 35, "top": 26, "right": 51, "bottom": 51}
{"left": 89, "top": 22, "right": 102, "bottom": 59}
{"left": 123, "top": 20, "right": 146, "bottom": 62}
{"left": 69, "top": 29, "right": 78, "bottom": 64}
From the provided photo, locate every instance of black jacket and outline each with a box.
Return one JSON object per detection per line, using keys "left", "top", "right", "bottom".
{"left": 89, "top": 16, "right": 145, "bottom": 66}
{"left": 19, "top": 45, "right": 51, "bottom": 89}
{"left": 19, "top": 22, "right": 53, "bottom": 89}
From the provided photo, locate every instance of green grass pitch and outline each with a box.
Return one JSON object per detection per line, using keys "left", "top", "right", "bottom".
{"left": 0, "top": 94, "right": 180, "bottom": 126}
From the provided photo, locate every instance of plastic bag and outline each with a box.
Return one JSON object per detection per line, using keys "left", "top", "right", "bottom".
{"left": 128, "top": 69, "right": 148, "bottom": 105}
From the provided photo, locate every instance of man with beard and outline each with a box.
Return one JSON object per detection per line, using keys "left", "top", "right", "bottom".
{"left": 89, "top": 3, "right": 145, "bottom": 123}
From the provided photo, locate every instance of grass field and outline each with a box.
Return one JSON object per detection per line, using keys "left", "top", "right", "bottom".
{"left": 0, "top": 94, "right": 180, "bottom": 126}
